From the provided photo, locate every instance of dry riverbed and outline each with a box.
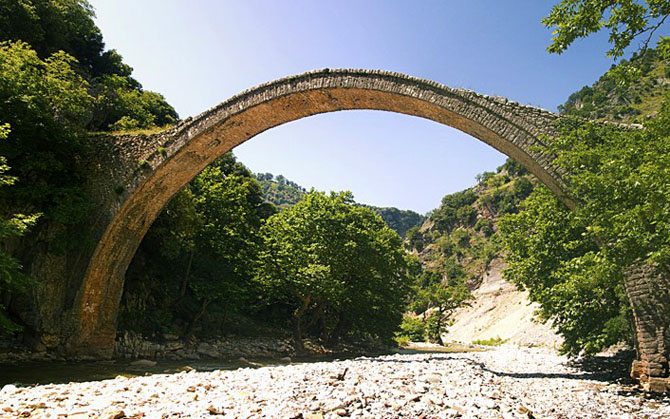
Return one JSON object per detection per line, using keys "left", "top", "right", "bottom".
{"left": 1, "top": 346, "right": 669, "bottom": 418}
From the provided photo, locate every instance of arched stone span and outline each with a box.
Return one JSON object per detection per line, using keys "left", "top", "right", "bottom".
{"left": 71, "top": 69, "right": 569, "bottom": 354}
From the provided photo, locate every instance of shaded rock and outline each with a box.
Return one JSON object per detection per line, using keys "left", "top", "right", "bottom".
{"left": 97, "top": 410, "right": 125, "bottom": 419}
{"left": 130, "top": 359, "right": 156, "bottom": 367}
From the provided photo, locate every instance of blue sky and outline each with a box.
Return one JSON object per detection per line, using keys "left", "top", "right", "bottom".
{"left": 92, "top": 1, "right": 627, "bottom": 213}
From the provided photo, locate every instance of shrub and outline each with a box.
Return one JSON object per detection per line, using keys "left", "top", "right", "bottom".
{"left": 472, "top": 336, "right": 509, "bottom": 346}
{"left": 457, "top": 205, "right": 477, "bottom": 227}
{"left": 397, "top": 314, "right": 425, "bottom": 342}
{"left": 474, "top": 218, "right": 494, "bottom": 237}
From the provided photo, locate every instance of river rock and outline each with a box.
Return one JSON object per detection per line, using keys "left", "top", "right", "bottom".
{"left": 97, "top": 409, "right": 125, "bottom": 419}
{"left": 2, "top": 347, "right": 670, "bottom": 418}
{"left": 130, "top": 359, "right": 157, "bottom": 367}
{"left": 196, "top": 343, "right": 219, "bottom": 358}
{"left": 1, "top": 384, "right": 17, "bottom": 395}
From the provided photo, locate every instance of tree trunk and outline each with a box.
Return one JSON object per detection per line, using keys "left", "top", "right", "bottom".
{"left": 327, "top": 311, "right": 346, "bottom": 346}
{"left": 304, "top": 304, "right": 325, "bottom": 338}
{"left": 292, "top": 315, "right": 304, "bottom": 352}
{"left": 179, "top": 248, "right": 195, "bottom": 297}
{"left": 183, "top": 297, "right": 210, "bottom": 343}
{"left": 435, "top": 308, "right": 444, "bottom": 346}
{"left": 292, "top": 295, "right": 310, "bottom": 353}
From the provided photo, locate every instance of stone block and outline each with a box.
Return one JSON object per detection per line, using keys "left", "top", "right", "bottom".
{"left": 644, "top": 377, "right": 669, "bottom": 393}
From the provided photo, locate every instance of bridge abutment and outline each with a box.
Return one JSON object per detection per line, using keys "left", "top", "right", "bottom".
{"left": 626, "top": 264, "right": 670, "bottom": 392}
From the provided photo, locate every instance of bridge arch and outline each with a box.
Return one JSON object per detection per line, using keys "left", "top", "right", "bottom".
{"left": 70, "top": 69, "right": 568, "bottom": 353}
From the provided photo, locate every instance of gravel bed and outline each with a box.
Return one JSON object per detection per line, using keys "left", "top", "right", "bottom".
{"left": 1, "top": 346, "right": 669, "bottom": 418}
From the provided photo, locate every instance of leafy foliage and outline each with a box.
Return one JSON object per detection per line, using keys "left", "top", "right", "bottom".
{"left": 0, "top": 125, "right": 39, "bottom": 333}
{"left": 256, "top": 191, "right": 412, "bottom": 348}
{"left": 0, "top": 41, "right": 92, "bottom": 225}
{"left": 560, "top": 48, "right": 670, "bottom": 122}
{"left": 501, "top": 106, "right": 670, "bottom": 355}
{"left": 363, "top": 206, "right": 425, "bottom": 238}
{"left": 543, "top": 0, "right": 670, "bottom": 59}
{"left": 120, "top": 153, "right": 275, "bottom": 337}
{"left": 400, "top": 158, "right": 536, "bottom": 345}
{"left": 406, "top": 159, "right": 535, "bottom": 290}
{"left": 500, "top": 187, "right": 631, "bottom": 355}
{"left": 0, "top": 0, "right": 178, "bottom": 131}
{"left": 472, "top": 336, "right": 509, "bottom": 346}
{"left": 398, "top": 255, "right": 472, "bottom": 344}
{"left": 396, "top": 314, "right": 426, "bottom": 342}
{"left": 255, "top": 173, "right": 307, "bottom": 210}
{"left": 255, "top": 172, "right": 425, "bottom": 237}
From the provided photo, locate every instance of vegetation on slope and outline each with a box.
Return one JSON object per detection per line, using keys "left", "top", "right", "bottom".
{"left": 255, "top": 172, "right": 424, "bottom": 237}
{"left": 399, "top": 38, "right": 670, "bottom": 355}
{"left": 405, "top": 159, "right": 533, "bottom": 286}
{"left": 255, "top": 173, "right": 307, "bottom": 210}
{"left": 396, "top": 159, "right": 534, "bottom": 344}
{"left": 560, "top": 49, "right": 670, "bottom": 122}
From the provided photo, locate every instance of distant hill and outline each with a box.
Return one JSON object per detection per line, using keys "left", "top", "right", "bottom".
{"left": 362, "top": 205, "right": 425, "bottom": 239}
{"left": 255, "top": 173, "right": 306, "bottom": 210}
{"left": 254, "top": 172, "right": 424, "bottom": 238}
{"left": 405, "top": 158, "right": 534, "bottom": 288}
{"left": 560, "top": 48, "right": 670, "bottom": 122}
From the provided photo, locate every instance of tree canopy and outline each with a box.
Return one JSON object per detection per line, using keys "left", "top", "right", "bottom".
{"left": 0, "top": 124, "right": 39, "bottom": 332}
{"left": 256, "top": 191, "right": 411, "bottom": 349}
{"left": 544, "top": 0, "right": 670, "bottom": 58}
{"left": 500, "top": 100, "right": 670, "bottom": 355}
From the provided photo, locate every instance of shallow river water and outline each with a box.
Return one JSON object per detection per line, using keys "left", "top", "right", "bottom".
{"left": 0, "top": 353, "right": 362, "bottom": 387}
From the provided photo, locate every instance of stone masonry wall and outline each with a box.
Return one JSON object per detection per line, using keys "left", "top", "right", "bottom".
{"left": 626, "top": 263, "right": 670, "bottom": 391}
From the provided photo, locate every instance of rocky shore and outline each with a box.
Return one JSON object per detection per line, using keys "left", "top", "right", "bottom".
{"left": 0, "top": 333, "right": 362, "bottom": 364}
{"left": 2, "top": 345, "right": 669, "bottom": 418}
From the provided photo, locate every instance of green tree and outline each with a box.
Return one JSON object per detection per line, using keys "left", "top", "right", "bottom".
{"left": 544, "top": 0, "right": 670, "bottom": 59}
{"left": 0, "top": 0, "right": 178, "bottom": 131}
{"left": 500, "top": 104, "right": 670, "bottom": 355}
{"left": 420, "top": 262, "right": 472, "bottom": 345}
{"left": 120, "top": 153, "right": 274, "bottom": 338}
{"left": 0, "top": 124, "right": 39, "bottom": 333}
{"left": 182, "top": 157, "right": 273, "bottom": 339}
{"left": 257, "top": 191, "right": 411, "bottom": 350}
{"left": 397, "top": 315, "right": 425, "bottom": 342}
{"left": 500, "top": 187, "right": 630, "bottom": 355}
{"left": 431, "top": 189, "right": 477, "bottom": 232}
{"left": 0, "top": 41, "right": 92, "bottom": 225}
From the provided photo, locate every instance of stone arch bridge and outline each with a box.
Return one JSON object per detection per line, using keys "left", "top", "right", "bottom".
{"left": 22, "top": 69, "right": 669, "bottom": 390}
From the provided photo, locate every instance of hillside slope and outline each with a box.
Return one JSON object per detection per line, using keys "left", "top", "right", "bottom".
{"left": 254, "top": 172, "right": 424, "bottom": 237}
{"left": 445, "top": 258, "right": 561, "bottom": 348}
{"left": 403, "top": 158, "right": 560, "bottom": 346}
{"left": 560, "top": 49, "right": 670, "bottom": 122}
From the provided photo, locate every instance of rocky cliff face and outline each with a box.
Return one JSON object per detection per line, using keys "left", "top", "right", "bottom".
{"left": 445, "top": 258, "right": 561, "bottom": 348}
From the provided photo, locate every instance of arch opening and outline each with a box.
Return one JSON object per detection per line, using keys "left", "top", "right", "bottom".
{"left": 234, "top": 109, "right": 511, "bottom": 213}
